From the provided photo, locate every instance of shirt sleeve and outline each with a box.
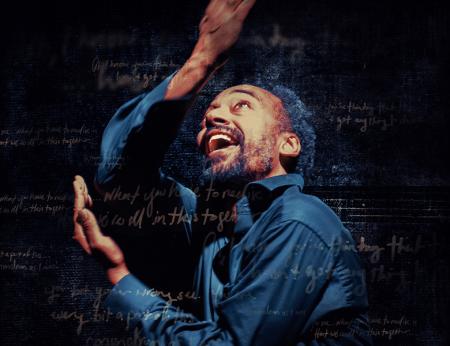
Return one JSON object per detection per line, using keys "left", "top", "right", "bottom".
{"left": 104, "top": 220, "right": 372, "bottom": 345}
{"left": 95, "top": 71, "right": 194, "bottom": 194}
{"left": 92, "top": 73, "right": 198, "bottom": 295}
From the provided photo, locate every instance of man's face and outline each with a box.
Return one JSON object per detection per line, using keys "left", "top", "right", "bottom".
{"left": 197, "top": 84, "right": 283, "bottom": 185}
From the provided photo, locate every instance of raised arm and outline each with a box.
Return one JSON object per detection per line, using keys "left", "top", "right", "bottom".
{"left": 73, "top": 0, "right": 257, "bottom": 285}
{"left": 96, "top": 0, "right": 256, "bottom": 195}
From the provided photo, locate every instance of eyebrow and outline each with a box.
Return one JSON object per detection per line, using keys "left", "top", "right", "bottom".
{"left": 229, "top": 89, "right": 263, "bottom": 104}
{"left": 205, "top": 88, "right": 264, "bottom": 113}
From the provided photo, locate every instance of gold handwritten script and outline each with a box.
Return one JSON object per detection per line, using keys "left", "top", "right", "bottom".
{"left": 0, "top": 125, "right": 97, "bottom": 148}
{"left": 91, "top": 56, "right": 180, "bottom": 92}
{"left": 242, "top": 24, "right": 306, "bottom": 63}
{"left": 0, "top": 191, "right": 69, "bottom": 216}
{"left": 45, "top": 284, "right": 199, "bottom": 335}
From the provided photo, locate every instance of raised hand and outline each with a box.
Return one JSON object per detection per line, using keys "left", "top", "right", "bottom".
{"left": 165, "top": 0, "right": 256, "bottom": 99}
{"left": 193, "top": 0, "right": 257, "bottom": 67}
{"left": 72, "top": 175, "right": 129, "bottom": 284}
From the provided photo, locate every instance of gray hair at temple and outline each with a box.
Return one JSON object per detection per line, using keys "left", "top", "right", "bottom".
{"left": 261, "top": 83, "right": 316, "bottom": 177}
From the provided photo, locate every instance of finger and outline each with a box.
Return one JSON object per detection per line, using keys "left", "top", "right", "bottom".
{"left": 74, "top": 175, "right": 86, "bottom": 192}
{"left": 199, "top": 15, "right": 209, "bottom": 33}
{"left": 73, "top": 222, "right": 92, "bottom": 254}
{"left": 227, "top": 0, "right": 243, "bottom": 11}
{"left": 235, "top": 0, "right": 256, "bottom": 21}
{"left": 73, "top": 178, "right": 91, "bottom": 253}
{"left": 77, "top": 208, "right": 104, "bottom": 248}
{"left": 73, "top": 179, "right": 85, "bottom": 211}
{"left": 87, "top": 194, "right": 93, "bottom": 208}
{"left": 75, "top": 175, "right": 92, "bottom": 207}
{"left": 74, "top": 175, "right": 94, "bottom": 211}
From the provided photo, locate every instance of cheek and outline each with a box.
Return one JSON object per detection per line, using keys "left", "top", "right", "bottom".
{"left": 242, "top": 120, "right": 273, "bottom": 144}
{"left": 196, "top": 129, "right": 206, "bottom": 148}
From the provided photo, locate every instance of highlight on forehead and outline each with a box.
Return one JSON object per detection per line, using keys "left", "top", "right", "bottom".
{"left": 218, "top": 84, "right": 282, "bottom": 108}
{"left": 229, "top": 88, "right": 261, "bottom": 102}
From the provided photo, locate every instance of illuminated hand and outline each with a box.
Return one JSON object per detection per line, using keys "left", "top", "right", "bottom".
{"left": 193, "top": 0, "right": 257, "bottom": 68}
{"left": 72, "top": 175, "right": 129, "bottom": 285}
{"left": 166, "top": 0, "right": 256, "bottom": 99}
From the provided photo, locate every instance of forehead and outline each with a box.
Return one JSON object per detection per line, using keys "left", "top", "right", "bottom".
{"left": 211, "top": 84, "right": 278, "bottom": 106}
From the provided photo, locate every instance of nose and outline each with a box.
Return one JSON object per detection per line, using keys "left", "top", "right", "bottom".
{"left": 205, "top": 108, "right": 231, "bottom": 127}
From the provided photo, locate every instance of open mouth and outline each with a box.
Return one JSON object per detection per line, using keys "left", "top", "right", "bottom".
{"left": 205, "top": 130, "right": 240, "bottom": 156}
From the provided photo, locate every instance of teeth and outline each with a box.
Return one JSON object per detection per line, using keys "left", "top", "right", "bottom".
{"left": 207, "top": 133, "right": 238, "bottom": 153}
{"left": 209, "top": 134, "right": 232, "bottom": 144}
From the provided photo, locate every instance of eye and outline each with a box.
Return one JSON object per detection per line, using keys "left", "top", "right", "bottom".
{"left": 232, "top": 101, "right": 251, "bottom": 112}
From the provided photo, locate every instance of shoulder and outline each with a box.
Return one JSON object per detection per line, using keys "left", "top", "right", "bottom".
{"left": 267, "top": 186, "right": 353, "bottom": 248}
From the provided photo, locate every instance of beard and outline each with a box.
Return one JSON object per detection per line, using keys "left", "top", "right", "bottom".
{"left": 199, "top": 133, "right": 276, "bottom": 191}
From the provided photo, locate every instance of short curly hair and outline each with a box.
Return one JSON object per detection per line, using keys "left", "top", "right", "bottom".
{"left": 258, "top": 84, "right": 316, "bottom": 177}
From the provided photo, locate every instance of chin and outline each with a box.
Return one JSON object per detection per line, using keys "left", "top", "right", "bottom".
{"left": 199, "top": 141, "right": 275, "bottom": 188}
{"left": 200, "top": 156, "right": 248, "bottom": 188}
{"left": 200, "top": 159, "right": 264, "bottom": 191}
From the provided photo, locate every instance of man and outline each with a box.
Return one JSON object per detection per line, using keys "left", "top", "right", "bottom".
{"left": 73, "top": 0, "right": 372, "bottom": 344}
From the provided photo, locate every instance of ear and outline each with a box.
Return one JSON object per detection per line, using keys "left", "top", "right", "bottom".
{"left": 278, "top": 132, "right": 301, "bottom": 158}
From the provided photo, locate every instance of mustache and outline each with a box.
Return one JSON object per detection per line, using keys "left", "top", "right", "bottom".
{"left": 202, "top": 124, "right": 244, "bottom": 151}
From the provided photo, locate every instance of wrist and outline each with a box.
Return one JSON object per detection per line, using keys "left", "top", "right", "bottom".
{"left": 165, "top": 53, "right": 217, "bottom": 99}
{"left": 107, "top": 264, "right": 130, "bottom": 285}
{"left": 185, "top": 52, "right": 218, "bottom": 77}
{"left": 190, "top": 39, "right": 227, "bottom": 71}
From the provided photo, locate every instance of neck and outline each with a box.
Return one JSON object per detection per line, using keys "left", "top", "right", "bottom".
{"left": 265, "top": 165, "right": 287, "bottom": 179}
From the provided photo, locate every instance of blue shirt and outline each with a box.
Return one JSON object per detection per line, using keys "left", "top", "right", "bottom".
{"left": 97, "top": 74, "right": 372, "bottom": 345}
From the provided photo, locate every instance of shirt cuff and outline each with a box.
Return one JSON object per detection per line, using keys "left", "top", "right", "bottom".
{"left": 136, "top": 69, "right": 195, "bottom": 115}
{"left": 104, "top": 274, "right": 165, "bottom": 326}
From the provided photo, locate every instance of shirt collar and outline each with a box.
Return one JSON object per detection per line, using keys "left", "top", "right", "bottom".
{"left": 245, "top": 173, "right": 304, "bottom": 195}
{"left": 233, "top": 174, "right": 304, "bottom": 238}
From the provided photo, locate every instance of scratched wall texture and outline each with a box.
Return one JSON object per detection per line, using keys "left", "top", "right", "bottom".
{"left": 1, "top": 0, "right": 449, "bottom": 345}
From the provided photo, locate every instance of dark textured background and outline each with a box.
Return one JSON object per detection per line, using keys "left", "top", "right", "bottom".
{"left": 1, "top": 0, "right": 449, "bottom": 345}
